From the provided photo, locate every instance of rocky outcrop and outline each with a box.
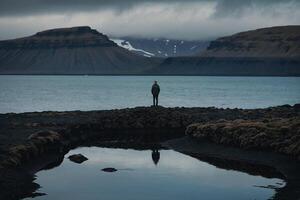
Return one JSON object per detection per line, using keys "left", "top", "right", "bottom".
{"left": 2, "top": 131, "right": 64, "bottom": 168}
{"left": 0, "top": 105, "right": 299, "bottom": 200}
{"left": 0, "top": 104, "right": 299, "bottom": 169}
{"left": 186, "top": 117, "right": 300, "bottom": 160}
{"left": 0, "top": 26, "right": 158, "bottom": 74}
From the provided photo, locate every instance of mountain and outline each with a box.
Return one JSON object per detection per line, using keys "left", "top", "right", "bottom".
{"left": 1, "top": 26, "right": 299, "bottom": 76}
{"left": 110, "top": 37, "right": 209, "bottom": 57}
{"left": 149, "top": 26, "right": 300, "bottom": 76}
{"left": 0, "top": 26, "right": 159, "bottom": 74}
{"left": 200, "top": 26, "right": 300, "bottom": 58}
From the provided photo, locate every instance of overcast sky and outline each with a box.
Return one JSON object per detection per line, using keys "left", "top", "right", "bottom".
{"left": 0, "top": 0, "right": 299, "bottom": 40}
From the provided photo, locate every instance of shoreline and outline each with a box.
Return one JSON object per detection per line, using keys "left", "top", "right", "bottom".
{"left": 1, "top": 74, "right": 300, "bottom": 77}
{"left": 0, "top": 105, "right": 299, "bottom": 199}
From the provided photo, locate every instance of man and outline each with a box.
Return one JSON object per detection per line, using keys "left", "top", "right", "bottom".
{"left": 151, "top": 81, "right": 160, "bottom": 106}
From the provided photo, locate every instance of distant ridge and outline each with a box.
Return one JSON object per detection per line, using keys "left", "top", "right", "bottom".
{"left": 0, "top": 26, "right": 116, "bottom": 49}
{"left": 149, "top": 26, "right": 300, "bottom": 76}
{"left": 0, "top": 26, "right": 159, "bottom": 74}
{"left": 200, "top": 26, "right": 300, "bottom": 58}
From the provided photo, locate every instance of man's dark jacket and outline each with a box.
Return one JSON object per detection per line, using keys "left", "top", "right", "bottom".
{"left": 151, "top": 84, "right": 160, "bottom": 96}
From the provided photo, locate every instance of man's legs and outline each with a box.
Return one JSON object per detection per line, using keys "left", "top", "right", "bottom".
{"left": 153, "top": 95, "right": 155, "bottom": 106}
{"left": 155, "top": 95, "right": 158, "bottom": 106}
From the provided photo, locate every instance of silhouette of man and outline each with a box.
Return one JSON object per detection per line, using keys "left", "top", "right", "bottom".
{"left": 152, "top": 149, "right": 160, "bottom": 165}
{"left": 151, "top": 81, "right": 160, "bottom": 106}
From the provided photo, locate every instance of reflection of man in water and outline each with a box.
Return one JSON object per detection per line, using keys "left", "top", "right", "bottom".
{"left": 151, "top": 81, "right": 160, "bottom": 106}
{"left": 152, "top": 149, "right": 160, "bottom": 165}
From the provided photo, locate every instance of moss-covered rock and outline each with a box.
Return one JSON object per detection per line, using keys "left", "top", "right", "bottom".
{"left": 186, "top": 117, "right": 300, "bottom": 159}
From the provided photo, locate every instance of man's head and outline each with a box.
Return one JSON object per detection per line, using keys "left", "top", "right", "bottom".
{"left": 154, "top": 81, "right": 157, "bottom": 84}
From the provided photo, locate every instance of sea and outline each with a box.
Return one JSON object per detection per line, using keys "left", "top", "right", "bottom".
{"left": 0, "top": 75, "right": 299, "bottom": 113}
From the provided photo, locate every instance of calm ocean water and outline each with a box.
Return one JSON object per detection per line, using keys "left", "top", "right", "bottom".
{"left": 0, "top": 75, "right": 299, "bottom": 113}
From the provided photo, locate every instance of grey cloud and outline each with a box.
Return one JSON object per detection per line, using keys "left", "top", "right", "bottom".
{"left": 1, "top": 0, "right": 190, "bottom": 16}
{"left": 0, "top": 0, "right": 298, "bottom": 17}
{"left": 214, "top": 0, "right": 300, "bottom": 17}
{"left": 0, "top": 0, "right": 299, "bottom": 40}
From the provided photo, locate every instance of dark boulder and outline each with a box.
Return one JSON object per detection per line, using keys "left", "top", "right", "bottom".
{"left": 68, "top": 154, "right": 88, "bottom": 164}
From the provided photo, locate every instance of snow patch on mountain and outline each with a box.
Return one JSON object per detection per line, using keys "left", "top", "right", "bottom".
{"left": 111, "top": 39, "right": 155, "bottom": 57}
{"left": 110, "top": 37, "right": 210, "bottom": 57}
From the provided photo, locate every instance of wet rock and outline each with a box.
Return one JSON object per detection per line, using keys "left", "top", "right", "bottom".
{"left": 68, "top": 154, "right": 88, "bottom": 164}
{"left": 101, "top": 167, "right": 117, "bottom": 172}
{"left": 27, "top": 130, "right": 60, "bottom": 141}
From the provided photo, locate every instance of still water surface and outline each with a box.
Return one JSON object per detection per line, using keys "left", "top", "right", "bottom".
{"left": 24, "top": 147, "right": 285, "bottom": 200}
{"left": 0, "top": 75, "right": 299, "bottom": 113}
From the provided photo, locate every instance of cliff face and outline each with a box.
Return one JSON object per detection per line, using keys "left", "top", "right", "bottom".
{"left": 0, "top": 26, "right": 158, "bottom": 74}
{"left": 200, "top": 26, "right": 300, "bottom": 58}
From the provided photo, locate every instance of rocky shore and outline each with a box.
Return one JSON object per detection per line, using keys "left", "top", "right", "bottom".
{"left": 186, "top": 117, "right": 300, "bottom": 160}
{"left": 0, "top": 104, "right": 299, "bottom": 199}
